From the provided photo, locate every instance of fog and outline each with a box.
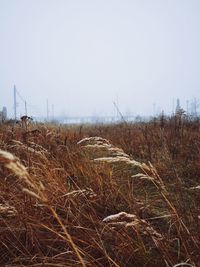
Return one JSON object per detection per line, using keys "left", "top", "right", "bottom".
{"left": 1, "top": 0, "right": 200, "bottom": 119}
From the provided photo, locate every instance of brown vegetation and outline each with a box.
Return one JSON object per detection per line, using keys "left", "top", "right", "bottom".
{"left": 0, "top": 116, "right": 200, "bottom": 266}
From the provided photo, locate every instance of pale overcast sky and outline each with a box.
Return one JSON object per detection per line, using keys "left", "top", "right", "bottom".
{"left": 0, "top": 0, "right": 200, "bottom": 118}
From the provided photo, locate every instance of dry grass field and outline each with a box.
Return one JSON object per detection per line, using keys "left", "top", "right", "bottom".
{"left": 0, "top": 115, "right": 200, "bottom": 266}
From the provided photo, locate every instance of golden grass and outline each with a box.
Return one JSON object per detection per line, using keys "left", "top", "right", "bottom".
{"left": 0, "top": 116, "right": 199, "bottom": 266}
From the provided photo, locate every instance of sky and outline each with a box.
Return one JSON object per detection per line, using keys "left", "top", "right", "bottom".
{"left": 0, "top": 0, "right": 200, "bottom": 118}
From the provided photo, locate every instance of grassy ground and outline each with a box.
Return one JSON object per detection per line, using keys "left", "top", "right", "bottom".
{"left": 0, "top": 115, "right": 200, "bottom": 266}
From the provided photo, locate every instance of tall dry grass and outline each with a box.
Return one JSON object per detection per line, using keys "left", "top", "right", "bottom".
{"left": 0, "top": 116, "right": 199, "bottom": 266}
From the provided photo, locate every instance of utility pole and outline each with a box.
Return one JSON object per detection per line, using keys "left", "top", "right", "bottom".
{"left": 14, "top": 85, "right": 17, "bottom": 121}
{"left": 46, "top": 99, "right": 49, "bottom": 121}
{"left": 153, "top": 103, "right": 156, "bottom": 117}
{"left": 175, "top": 98, "right": 181, "bottom": 113}
{"left": 52, "top": 104, "right": 54, "bottom": 120}
{"left": 25, "top": 101, "right": 27, "bottom": 115}
{"left": 113, "top": 101, "right": 126, "bottom": 123}
{"left": 172, "top": 98, "right": 175, "bottom": 115}
{"left": 186, "top": 100, "right": 189, "bottom": 115}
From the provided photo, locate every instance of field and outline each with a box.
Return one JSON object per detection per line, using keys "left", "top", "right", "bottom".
{"left": 0, "top": 115, "right": 200, "bottom": 266}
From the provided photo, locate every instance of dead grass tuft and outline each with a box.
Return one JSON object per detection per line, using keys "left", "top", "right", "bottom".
{"left": 0, "top": 118, "right": 199, "bottom": 266}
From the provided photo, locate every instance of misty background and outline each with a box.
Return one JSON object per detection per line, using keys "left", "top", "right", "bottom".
{"left": 0, "top": 0, "right": 200, "bottom": 120}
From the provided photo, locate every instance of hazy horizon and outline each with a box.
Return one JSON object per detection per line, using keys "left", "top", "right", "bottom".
{"left": 1, "top": 0, "right": 200, "bottom": 119}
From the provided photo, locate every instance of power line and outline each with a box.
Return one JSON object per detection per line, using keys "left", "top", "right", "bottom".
{"left": 16, "top": 89, "right": 26, "bottom": 103}
{"left": 13, "top": 86, "right": 35, "bottom": 117}
{"left": 113, "top": 101, "right": 127, "bottom": 123}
